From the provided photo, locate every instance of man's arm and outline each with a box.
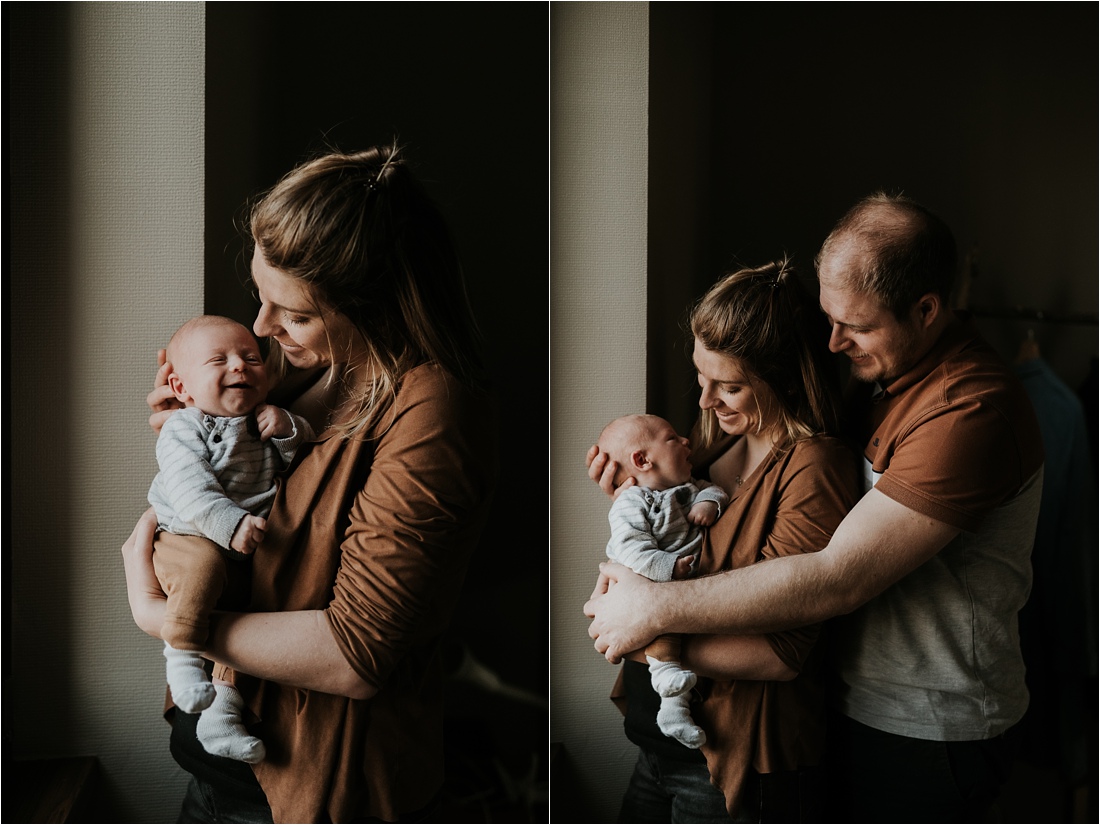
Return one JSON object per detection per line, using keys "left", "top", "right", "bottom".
{"left": 585, "top": 488, "right": 960, "bottom": 662}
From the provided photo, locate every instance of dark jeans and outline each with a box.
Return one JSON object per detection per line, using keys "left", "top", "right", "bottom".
{"left": 825, "top": 712, "right": 1014, "bottom": 823}
{"left": 617, "top": 748, "right": 824, "bottom": 823}
{"left": 178, "top": 777, "right": 273, "bottom": 824}
{"left": 618, "top": 749, "right": 739, "bottom": 824}
{"left": 177, "top": 775, "right": 443, "bottom": 824}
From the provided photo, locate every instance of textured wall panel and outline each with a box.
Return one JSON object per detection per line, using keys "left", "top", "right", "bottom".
{"left": 10, "top": 3, "right": 204, "bottom": 821}
{"left": 550, "top": 4, "right": 649, "bottom": 821}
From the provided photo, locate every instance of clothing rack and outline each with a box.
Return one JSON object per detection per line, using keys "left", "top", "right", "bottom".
{"left": 959, "top": 249, "right": 1099, "bottom": 326}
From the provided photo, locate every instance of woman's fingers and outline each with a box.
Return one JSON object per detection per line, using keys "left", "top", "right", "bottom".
{"left": 586, "top": 446, "right": 637, "bottom": 500}
{"left": 147, "top": 350, "right": 182, "bottom": 433}
{"left": 148, "top": 409, "right": 175, "bottom": 432}
{"left": 121, "top": 509, "right": 159, "bottom": 581}
{"left": 121, "top": 509, "right": 167, "bottom": 637}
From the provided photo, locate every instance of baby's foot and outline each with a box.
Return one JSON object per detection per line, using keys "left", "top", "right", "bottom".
{"left": 197, "top": 683, "right": 265, "bottom": 764}
{"left": 647, "top": 657, "right": 698, "bottom": 698}
{"left": 164, "top": 643, "right": 216, "bottom": 713}
{"left": 657, "top": 694, "right": 707, "bottom": 749}
{"left": 172, "top": 682, "right": 216, "bottom": 714}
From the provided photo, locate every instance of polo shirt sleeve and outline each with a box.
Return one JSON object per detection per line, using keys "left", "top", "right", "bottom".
{"left": 872, "top": 394, "right": 1037, "bottom": 533}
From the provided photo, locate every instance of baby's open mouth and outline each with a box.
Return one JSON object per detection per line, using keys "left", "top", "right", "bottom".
{"left": 227, "top": 382, "right": 252, "bottom": 389}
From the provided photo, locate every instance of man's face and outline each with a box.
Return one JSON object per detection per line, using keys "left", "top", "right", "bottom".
{"left": 817, "top": 246, "right": 925, "bottom": 386}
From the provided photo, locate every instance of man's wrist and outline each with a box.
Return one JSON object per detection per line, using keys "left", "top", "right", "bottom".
{"left": 644, "top": 578, "right": 677, "bottom": 638}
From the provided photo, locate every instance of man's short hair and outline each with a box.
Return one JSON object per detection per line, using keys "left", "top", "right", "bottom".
{"left": 816, "top": 192, "right": 958, "bottom": 319}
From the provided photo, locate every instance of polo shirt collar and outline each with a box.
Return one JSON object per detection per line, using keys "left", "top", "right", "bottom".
{"left": 878, "top": 312, "right": 976, "bottom": 398}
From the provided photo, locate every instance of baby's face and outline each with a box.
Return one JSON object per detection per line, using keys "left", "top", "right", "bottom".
{"left": 170, "top": 323, "right": 268, "bottom": 418}
{"left": 637, "top": 419, "right": 693, "bottom": 490}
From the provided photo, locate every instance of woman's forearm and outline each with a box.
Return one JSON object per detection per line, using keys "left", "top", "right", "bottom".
{"left": 680, "top": 633, "right": 796, "bottom": 681}
{"left": 122, "top": 511, "right": 376, "bottom": 701}
{"left": 206, "top": 610, "right": 377, "bottom": 701}
{"left": 624, "top": 633, "right": 796, "bottom": 681}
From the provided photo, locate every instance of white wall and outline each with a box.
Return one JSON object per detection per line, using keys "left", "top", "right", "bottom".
{"left": 550, "top": 4, "right": 650, "bottom": 821}
{"left": 10, "top": 3, "right": 204, "bottom": 820}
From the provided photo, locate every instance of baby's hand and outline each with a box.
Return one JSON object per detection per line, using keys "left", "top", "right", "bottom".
{"left": 687, "top": 501, "right": 719, "bottom": 526}
{"left": 230, "top": 515, "right": 266, "bottom": 555}
{"left": 672, "top": 554, "right": 697, "bottom": 580}
{"left": 255, "top": 404, "right": 293, "bottom": 441}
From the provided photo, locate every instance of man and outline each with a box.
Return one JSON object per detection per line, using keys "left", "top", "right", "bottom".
{"left": 585, "top": 193, "right": 1044, "bottom": 822}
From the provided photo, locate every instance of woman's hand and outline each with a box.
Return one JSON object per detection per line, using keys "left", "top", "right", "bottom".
{"left": 147, "top": 348, "right": 183, "bottom": 433}
{"left": 121, "top": 508, "right": 167, "bottom": 638}
{"left": 585, "top": 445, "right": 635, "bottom": 499}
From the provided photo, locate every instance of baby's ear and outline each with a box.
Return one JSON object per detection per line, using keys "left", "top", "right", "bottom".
{"left": 629, "top": 449, "right": 651, "bottom": 471}
{"left": 167, "top": 373, "right": 192, "bottom": 405}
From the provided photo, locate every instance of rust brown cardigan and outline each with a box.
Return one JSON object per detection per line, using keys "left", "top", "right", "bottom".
{"left": 615, "top": 433, "right": 860, "bottom": 817}
{"left": 215, "top": 362, "right": 497, "bottom": 822}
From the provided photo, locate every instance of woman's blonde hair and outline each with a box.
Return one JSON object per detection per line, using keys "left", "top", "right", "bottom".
{"left": 689, "top": 259, "right": 840, "bottom": 451}
{"left": 247, "top": 142, "right": 483, "bottom": 438}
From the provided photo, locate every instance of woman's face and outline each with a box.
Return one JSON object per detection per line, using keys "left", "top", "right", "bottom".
{"left": 692, "top": 338, "right": 775, "bottom": 437}
{"left": 251, "top": 246, "right": 364, "bottom": 370}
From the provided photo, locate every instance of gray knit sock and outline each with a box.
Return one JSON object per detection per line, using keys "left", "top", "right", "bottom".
{"left": 197, "top": 683, "right": 265, "bottom": 764}
{"left": 656, "top": 692, "right": 707, "bottom": 749}
{"left": 164, "top": 643, "right": 215, "bottom": 713}
{"left": 647, "top": 656, "right": 698, "bottom": 698}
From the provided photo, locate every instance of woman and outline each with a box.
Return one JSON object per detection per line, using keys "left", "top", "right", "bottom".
{"left": 122, "top": 144, "right": 498, "bottom": 823}
{"left": 588, "top": 260, "right": 861, "bottom": 822}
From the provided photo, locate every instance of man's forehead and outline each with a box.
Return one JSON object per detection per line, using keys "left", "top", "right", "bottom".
{"left": 819, "top": 280, "right": 888, "bottom": 325}
{"left": 818, "top": 234, "right": 866, "bottom": 276}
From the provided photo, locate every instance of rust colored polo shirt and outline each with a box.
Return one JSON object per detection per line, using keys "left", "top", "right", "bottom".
{"left": 833, "top": 315, "right": 1044, "bottom": 741}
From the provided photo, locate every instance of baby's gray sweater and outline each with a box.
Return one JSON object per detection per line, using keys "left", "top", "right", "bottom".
{"left": 148, "top": 406, "right": 311, "bottom": 550}
{"left": 605, "top": 480, "right": 729, "bottom": 582}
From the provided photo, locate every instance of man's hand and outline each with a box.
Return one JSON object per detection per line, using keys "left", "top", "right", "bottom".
{"left": 687, "top": 500, "right": 719, "bottom": 526}
{"left": 584, "top": 562, "right": 663, "bottom": 663}
{"left": 585, "top": 445, "right": 635, "bottom": 500}
{"left": 255, "top": 404, "right": 292, "bottom": 440}
{"left": 148, "top": 348, "right": 183, "bottom": 433}
{"left": 230, "top": 515, "right": 266, "bottom": 555}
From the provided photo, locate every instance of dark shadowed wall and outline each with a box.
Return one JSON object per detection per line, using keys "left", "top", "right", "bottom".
{"left": 203, "top": 3, "right": 549, "bottom": 694}
{"left": 648, "top": 3, "right": 1097, "bottom": 435}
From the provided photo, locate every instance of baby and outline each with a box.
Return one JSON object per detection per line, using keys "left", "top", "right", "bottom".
{"left": 147, "top": 315, "right": 312, "bottom": 763}
{"left": 598, "top": 414, "right": 729, "bottom": 748}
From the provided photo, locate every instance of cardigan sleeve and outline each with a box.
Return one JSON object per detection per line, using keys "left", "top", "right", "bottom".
{"left": 761, "top": 438, "right": 862, "bottom": 672}
{"left": 323, "top": 367, "right": 498, "bottom": 690}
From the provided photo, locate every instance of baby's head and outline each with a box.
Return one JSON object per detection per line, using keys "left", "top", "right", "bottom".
{"left": 598, "top": 414, "right": 693, "bottom": 491}
{"left": 166, "top": 315, "right": 268, "bottom": 418}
